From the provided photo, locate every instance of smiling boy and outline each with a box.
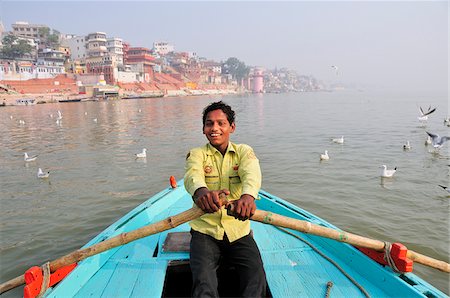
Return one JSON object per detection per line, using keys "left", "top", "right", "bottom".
{"left": 184, "top": 101, "right": 267, "bottom": 297}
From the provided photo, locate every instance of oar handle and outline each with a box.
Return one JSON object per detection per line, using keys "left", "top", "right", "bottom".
{"left": 0, "top": 205, "right": 206, "bottom": 294}
{"left": 251, "top": 210, "right": 450, "bottom": 273}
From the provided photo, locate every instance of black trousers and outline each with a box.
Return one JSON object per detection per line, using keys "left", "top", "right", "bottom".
{"left": 189, "top": 229, "right": 267, "bottom": 298}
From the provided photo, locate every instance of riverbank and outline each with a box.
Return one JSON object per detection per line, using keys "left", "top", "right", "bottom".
{"left": 0, "top": 88, "right": 243, "bottom": 106}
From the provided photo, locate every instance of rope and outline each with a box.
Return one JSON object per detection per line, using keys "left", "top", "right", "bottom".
{"left": 384, "top": 242, "right": 402, "bottom": 273}
{"left": 275, "top": 226, "right": 371, "bottom": 298}
{"left": 325, "top": 281, "right": 333, "bottom": 298}
{"left": 37, "top": 262, "right": 50, "bottom": 298}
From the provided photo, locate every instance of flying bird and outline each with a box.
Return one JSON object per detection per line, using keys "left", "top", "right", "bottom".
{"left": 418, "top": 106, "right": 436, "bottom": 121}
{"left": 332, "top": 136, "right": 344, "bottom": 144}
{"left": 320, "top": 150, "right": 330, "bottom": 160}
{"left": 135, "top": 148, "right": 147, "bottom": 158}
{"left": 426, "top": 131, "right": 450, "bottom": 149}
{"left": 438, "top": 185, "right": 450, "bottom": 194}
{"left": 380, "top": 165, "right": 397, "bottom": 178}
{"left": 331, "top": 65, "right": 339, "bottom": 75}
{"left": 24, "top": 152, "right": 38, "bottom": 162}
{"left": 37, "top": 168, "right": 50, "bottom": 179}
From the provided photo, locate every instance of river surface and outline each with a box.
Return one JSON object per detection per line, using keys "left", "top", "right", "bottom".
{"left": 0, "top": 90, "right": 449, "bottom": 296}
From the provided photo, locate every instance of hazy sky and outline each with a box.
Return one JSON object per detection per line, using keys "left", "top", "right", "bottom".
{"left": 0, "top": 1, "right": 448, "bottom": 92}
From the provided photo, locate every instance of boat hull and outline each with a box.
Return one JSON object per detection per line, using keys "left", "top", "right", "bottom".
{"left": 43, "top": 182, "right": 447, "bottom": 297}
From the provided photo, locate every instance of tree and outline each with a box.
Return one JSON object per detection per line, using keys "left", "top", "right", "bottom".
{"left": 221, "top": 57, "right": 250, "bottom": 82}
{"left": 38, "top": 27, "right": 60, "bottom": 49}
{"left": 0, "top": 35, "right": 34, "bottom": 59}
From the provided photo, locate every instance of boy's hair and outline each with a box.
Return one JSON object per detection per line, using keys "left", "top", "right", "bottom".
{"left": 202, "top": 101, "right": 235, "bottom": 125}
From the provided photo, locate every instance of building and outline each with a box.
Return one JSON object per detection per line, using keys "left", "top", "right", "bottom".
{"left": 123, "top": 47, "right": 155, "bottom": 83}
{"left": 106, "top": 37, "right": 123, "bottom": 66}
{"left": 153, "top": 41, "right": 174, "bottom": 56}
{"left": 251, "top": 67, "right": 264, "bottom": 93}
{"left": 11, "top": 21, "right": 48, "bottom": 39}
{"left": 36, "top": 48, "right": 66, "bottom": 78}
{"left": 61, "top": 35, "right": 87, "bottom": 61}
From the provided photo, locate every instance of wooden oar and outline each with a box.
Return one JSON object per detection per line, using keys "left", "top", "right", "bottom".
{"left": 250, "top": 209, "right": 450, "bottom": 273}
{"left": 0, "top": 204, "right": 206, "bottom": 294}
{"left": 2, "top": 202, "right": 449, "bottom": 294}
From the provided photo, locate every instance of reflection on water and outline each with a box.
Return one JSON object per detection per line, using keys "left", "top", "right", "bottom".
{"left": 0, "top": 92, "right": 449, "bottom": 295}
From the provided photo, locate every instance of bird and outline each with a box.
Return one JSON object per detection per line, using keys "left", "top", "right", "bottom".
{"left": 418, "top": 105, "right": 436, "bottom": 121}
{"left": 332, "top": 136, "right": 344, "bottom": 144}
{"left": 37, "top": 168, "right": 50, "bottom": 179}
{"left": 331, "top": 65, "right": 339, "bottom": 75}
{"left": 444, "top": 117, "right": 450, "bottom": 126}
{"left": 380, "top": 165, "right": 397, "bottom": 178}
{"left": 57, "top": 110, "right": 63, "bottom": 120}
{"left": 438, "top": 185, "right": 450, "bottom": 194}
{"left": 403, "top": 141, "right": 412, "bottom": 150}
{"left": 24, "top": 152, "right": 38, "bottom": 162}
{"left": 425, "top": 136, "right": 432, "bottom": 146}
{"left": 320, "top": 150, "right": 329, "bottom": 160}
{"left": 93, "top": 118, "right": 98, "bottom": 122}
{"left": 135, "top": 148, "right": 147, "bottom": 158}
{"left": 426, "top": 131, "right": 450, "bottom": 149}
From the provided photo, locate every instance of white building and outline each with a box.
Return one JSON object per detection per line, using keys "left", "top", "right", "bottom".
{"left": 153, "top": 41, "right": 174, "bottom": 56}
{"left": 11, "top": 21, "right": 48, "bottom": 39}
{"left": 106, "top": 37, "right": 124, "bottom": 66}
{"left": 61, "top": 34, "right": 87, "bottom": 61}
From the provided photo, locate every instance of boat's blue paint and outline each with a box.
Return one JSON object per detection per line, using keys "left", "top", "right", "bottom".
{"left": 45, "top": 181, "right": 448, "bottom": 298}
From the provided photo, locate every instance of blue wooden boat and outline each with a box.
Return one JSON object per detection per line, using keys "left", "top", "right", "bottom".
{"left": 26, "top": 180, "right": 447, "bottom": 297}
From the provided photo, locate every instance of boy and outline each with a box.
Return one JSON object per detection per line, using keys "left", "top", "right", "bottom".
{"left": 185, "top": 101, "right": 267, "bottom": 297}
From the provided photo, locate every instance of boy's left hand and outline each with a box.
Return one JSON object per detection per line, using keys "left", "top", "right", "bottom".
{"left": 226, "top": 194, "right": 256, "bottom": 221}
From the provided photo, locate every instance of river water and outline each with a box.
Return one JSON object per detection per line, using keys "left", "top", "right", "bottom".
{"left": 0, "top": 90, "right": 449, "bottom": 296}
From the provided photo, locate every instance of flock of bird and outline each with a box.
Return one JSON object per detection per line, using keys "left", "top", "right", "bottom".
{"left": 16, "top": 108, "right": 148, "bottom": 180}
{"left": 319, "top": 105, "right": 449, "bottom": 192}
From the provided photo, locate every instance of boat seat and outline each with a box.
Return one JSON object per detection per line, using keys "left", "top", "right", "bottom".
{"left": 163, "top": 231, "right": 191, "bottom": 252}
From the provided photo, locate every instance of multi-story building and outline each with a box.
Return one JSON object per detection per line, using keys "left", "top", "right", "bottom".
{"left": 106, "top": 37, "right": 123, "bottom": 66}
{"left": 124, "top": 47, "right": 155, "bottom": 83}
{"left": 153, "top": 41, "right": 174, "bottom": 56}
{"left": 36, "top": 48, "right": 66, "bottom": 78}
{"left": 61, "top": 34, "right": 87, "bottom": 61}
{"left": 11, "top": 21, "right": 48, "bottom": 39}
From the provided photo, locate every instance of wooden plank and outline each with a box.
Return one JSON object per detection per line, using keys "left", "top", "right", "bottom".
{"left": 130, "top": 260, "right": 168, "bottom": 297}
{"left": 74, "top": 260, "right": 118, "bottom": 297}
{"left": 99, "top": 261, "right": 142, "bottom": 297}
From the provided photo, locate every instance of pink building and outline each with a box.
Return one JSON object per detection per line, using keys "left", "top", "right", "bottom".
{"left": 252, "top": 67, "right": 264, "bottom": 93}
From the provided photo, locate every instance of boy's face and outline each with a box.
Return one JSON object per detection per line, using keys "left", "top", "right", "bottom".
{"left": 203, "top": 109, "right": 235, "bottom": 153}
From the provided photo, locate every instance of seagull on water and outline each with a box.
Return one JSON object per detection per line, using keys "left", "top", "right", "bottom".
{"left": 332, "top": 136, "right": 344, "bottom": 144}
{"left": 135, "top": 148, "right": 147, "bottom": 158}
{"left": 380, "top": 165, "right": 397, "bottom": 178}
{"left": 37, "top": 168, "right": 50, "bottom": 179}
{"left": 418, "top": 106, "right": 436, "bottom": 121}
{"left": 426, "top": 131, "right": 450, "bottom": 149}
{"left": 320, "top": 150, "right": 329, "bottom": 160}
{"left": 444, "top": 117, "right": 450, "bottom": 126}
{"left": 403, "top": 141, "right": 412, "bottom": 150}
{"left": 24, "top": 152, "right": 38, "bottom": 162}
{"left": 57, "top": 110, "right": 63, "bottom": 120}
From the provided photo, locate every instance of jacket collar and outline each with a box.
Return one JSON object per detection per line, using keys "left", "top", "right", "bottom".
{"left": 206, "top": 142, "right": 235, "bottom": 156}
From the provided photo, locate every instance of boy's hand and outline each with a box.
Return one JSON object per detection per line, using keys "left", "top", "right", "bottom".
{"left": 193, "top": 188, "right": 230, "bottom": 213}
{"left": 226, "top": 194, "right": 256, "bottom": 221}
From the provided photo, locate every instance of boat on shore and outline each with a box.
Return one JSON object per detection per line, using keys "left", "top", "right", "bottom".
{"left": 15, "top": 98, "right": 36, "bottom": 105}
{"left": 7, "top": 180, "right": 448, "bottom": 297}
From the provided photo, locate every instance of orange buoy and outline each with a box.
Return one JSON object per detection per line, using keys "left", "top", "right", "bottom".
{"left": 169, "top": 176, "right": 177, "bottom": 188}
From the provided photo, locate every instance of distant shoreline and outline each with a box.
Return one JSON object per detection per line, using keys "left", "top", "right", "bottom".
{"left": 0, "top": 89, "right": 244, "bottom": 107}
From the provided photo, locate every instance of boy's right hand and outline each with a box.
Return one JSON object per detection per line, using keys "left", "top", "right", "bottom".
{"left": 193, "top": 188, "right": 230, "bottom": 213}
